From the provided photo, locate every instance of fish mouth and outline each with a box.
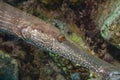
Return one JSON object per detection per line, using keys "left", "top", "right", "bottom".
{"left": 109, "top": 72, "right": 120, "bottom": 80}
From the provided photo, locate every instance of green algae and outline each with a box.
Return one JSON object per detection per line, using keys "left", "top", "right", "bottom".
{"left": 69, "top": 33, "right": 85, "bottom": 48}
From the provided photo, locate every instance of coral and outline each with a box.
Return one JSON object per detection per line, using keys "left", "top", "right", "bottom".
{"left": 0, "top": 50, "right": 18, "bottom": 80}
{"left": 0, "top": 0, "right": 120, "bottom": 80}
{"left": 107, "top": 17, "right": 120, "bottom": 49}
{"left": 49, "top": 52, "right": 90, "bottom": 80}
{"left": 96, "top": 0, "right": 120, "bottom": 49}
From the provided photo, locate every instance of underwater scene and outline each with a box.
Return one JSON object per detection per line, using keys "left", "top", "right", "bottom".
{"left": 0, "top": 0, "right": 120, "bottom": 80}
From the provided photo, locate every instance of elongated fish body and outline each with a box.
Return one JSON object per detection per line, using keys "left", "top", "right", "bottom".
{"left": 0, "top": 1, "right": 120, "bottom": 80}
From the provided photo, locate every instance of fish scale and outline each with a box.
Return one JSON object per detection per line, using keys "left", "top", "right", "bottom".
{"left": 0, "top": 1, "right": 120, "bottom": 80}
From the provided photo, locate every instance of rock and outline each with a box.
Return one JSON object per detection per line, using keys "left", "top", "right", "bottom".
{"left": 71, "top": 73, "right": 81, "bottom": 80}
{"left": 56, "top": 74, "right": 65, "bottom": 80}
{"left": 0, "top": 50, "right": 18, "bottom": 80}
{"left": 96, "top": 0, "right": 120, "bottom": 49}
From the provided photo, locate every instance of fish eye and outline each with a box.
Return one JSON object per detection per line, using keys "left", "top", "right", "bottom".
{"left": 57, "top": 34, "right": 65, "bottom": 43}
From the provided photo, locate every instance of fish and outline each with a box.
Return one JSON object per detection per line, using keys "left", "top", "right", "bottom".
{"left": 0, "top": 1, "right": 120, "bottom": 80}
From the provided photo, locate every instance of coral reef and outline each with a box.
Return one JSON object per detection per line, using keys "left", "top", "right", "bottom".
{"left": 95, "top": 0, "right": 120, "bottom": 49}
{"left": 49, "top": 52, "right": 90, "bottom": 80}
{"left": 0, "top": 32, "right": 66, "bottom": 80}
{"left": 0, "top": 0, "right": 120, "bottom": 80}
{"left": 0, "top": 50, "right": 18, "bottom": 80}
